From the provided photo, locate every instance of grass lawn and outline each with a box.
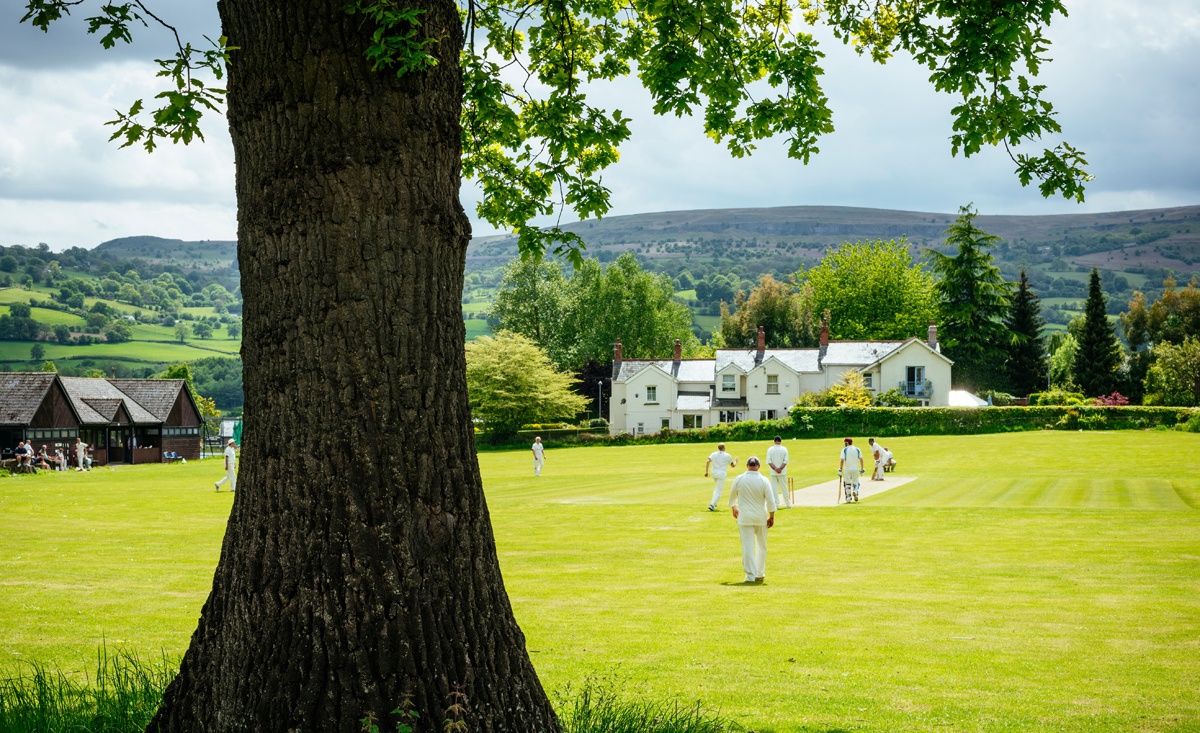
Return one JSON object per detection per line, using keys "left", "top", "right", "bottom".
{"left": 1, "top": 432, "right": 1198, "bottom": 732}
{"left": 0, "top": 339, "right": 239, "bottom": 364}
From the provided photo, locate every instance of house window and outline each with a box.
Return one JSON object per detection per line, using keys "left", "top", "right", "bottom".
{"left": 766, "top": 374, "right": 779, "bottom": 394}
{"left": 637, "top": 422, "right": 645, "bottom": 434}
{"left": 683, "top": 414, "right": 704, "bottom": 429}
{"left": 863, "top": 372, "right": 873, "bottom": 389}
{"left": 721, "top": 375, "right": 736, "bottom": 393}
{"left": 661, "top": 418, "right": 670, "bottom": 430}
{"left": 759, "top": 410, "right": 777, "bottom": 421}
{"left": 646, "top": 385, "right": 658, "bottom": 403}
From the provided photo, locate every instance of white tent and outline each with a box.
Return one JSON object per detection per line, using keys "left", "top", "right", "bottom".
{"left": 948, "top": 389, "right": 988, "bottom": 407}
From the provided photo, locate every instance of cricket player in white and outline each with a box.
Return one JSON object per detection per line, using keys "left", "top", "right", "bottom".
{"left": 531, "top": 436, "right": 545, "bottom": 476}
{"left": 728, "top": 457, "right": 776, "bottom": 583}
{"left": 705, "top": 443, "right": 737, "bottom": 511}
{"left": 839, "top": 438, "right": 864, "bottom": 502}
{"left": 868, "top": 437, "right": 885, "bottom": 480}
{"left": 215, "top": 439, "right": 238, "bottom": 492}
{"left": 766, "top": 435, "right": 792, "bottom": 508}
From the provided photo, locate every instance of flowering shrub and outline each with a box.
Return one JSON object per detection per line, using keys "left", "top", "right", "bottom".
{"left": 1092, "top": 392, "right": 1129, "bottom": 406}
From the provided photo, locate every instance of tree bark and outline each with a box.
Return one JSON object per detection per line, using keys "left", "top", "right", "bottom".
{"left": 148, "top": 1, "right": 560, "bottom": 730}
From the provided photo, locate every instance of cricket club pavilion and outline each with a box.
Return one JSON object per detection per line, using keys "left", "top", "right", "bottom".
{"left": 609, "top": 322, "right": 953, "bottom": 436}
{"left": 0, "top": 373, "right": 203, "bottom": 464}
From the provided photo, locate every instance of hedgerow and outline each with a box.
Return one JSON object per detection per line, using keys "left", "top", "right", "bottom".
{"left": 477, "top": 406, "right": 1196, "bottom": 449}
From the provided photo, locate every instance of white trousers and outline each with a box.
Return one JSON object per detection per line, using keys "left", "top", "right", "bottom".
{"left": 533, "top": 457, "right": 544, "bottom": 476}
{"left": 769, "top": 471, "right": 792, "bottom": 507}
{"left": 738, "top": 524, "right": 768, "bottom": 581}
{"left": 872, "top": 459, "right": 884, "bottom": 480}
{"left": 216, "top": 466, "right": 237, "bottom": 492}
{"left": 709, "top": 475, "right": 727, "bottom": 506}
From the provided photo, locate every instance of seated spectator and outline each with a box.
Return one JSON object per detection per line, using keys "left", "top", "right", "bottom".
{"left": 14, "top": 441, "right": 30, "bottom": 467}
{"left": 34, "top": 446, "right": 52, "bottom": 470}
{"left": 55, "top": 448, "right": 66, "bottom": 471}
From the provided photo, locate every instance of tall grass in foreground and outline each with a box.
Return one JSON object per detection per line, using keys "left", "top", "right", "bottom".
{"left": 0, "top": 648, "right": 174, "bottom": 733}
{"left": 558, "top": 683, "right": 732, "bottom": 733}
{"left": 0, "top": 653, "right": 731, "bottom": 733}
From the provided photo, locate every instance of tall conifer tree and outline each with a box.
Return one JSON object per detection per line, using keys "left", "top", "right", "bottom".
{"left": 1004, "top": 270, "right": 1047, "bottom": 396}
{"left": 929, "top": 206, "right": 1012, "bottom": 391}
{"left": 1074, "top": 268, "right": 1123, "bottom": 396}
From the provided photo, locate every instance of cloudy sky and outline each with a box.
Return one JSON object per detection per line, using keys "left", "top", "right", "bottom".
{"left": 1, "top": 1, "right": 1197, "bottom": 250}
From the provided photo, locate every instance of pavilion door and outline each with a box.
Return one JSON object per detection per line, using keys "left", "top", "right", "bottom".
{"left": 108, "top": 429, "right": 130, "bottom": 463}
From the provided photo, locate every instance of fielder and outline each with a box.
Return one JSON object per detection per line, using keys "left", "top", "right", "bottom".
{"left": 766, "top": 435, "right": 793, "bottom": 508}
{"left": 839, "top": 437, "right": 864, "bottom": 503}
{"left": 531, "top": 436, "right": 545, "bottom": 476}
{"left": 215, "top": 438, "right": 238, "bottom": 492}
{"left": 705, "top": 443, "right": 737, "bottom": 511}
{"left": 728, "top": 456, "right": 776, "bottom": 583}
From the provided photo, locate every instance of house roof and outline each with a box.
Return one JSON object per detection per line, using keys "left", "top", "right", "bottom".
{"left": 676, "top": 394, "right": 712, "bottom": 411}
{"left": 716, "top": 349, "right": 821, "bottom": 374}
{"left": 59, "top": 377, "right": 159, "bottom": 424}
{"left": 821, "top": 341, "right": 907, "bottom": 365}
{"left": 82, "top": 398, "right": 124, "bottom": 422}
{"left": 615, "top": 359, "right": 716, "bottom": 382}
{"left": 107, "top": 379, "right": 188, "bottom": 421}
{"left": 857, "top": 338, "right": 954, "bottom": 370}
{"left": 0, "top": 373, "right": 58, "bottom": 425}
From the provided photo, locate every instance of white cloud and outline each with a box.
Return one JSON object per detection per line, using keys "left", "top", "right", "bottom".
{"left": 2, "top": 0, "right": 1198, "bottom": 247}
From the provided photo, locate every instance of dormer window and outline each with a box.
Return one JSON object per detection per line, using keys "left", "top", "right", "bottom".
{"left": 721, "top": 375, "right": 736, "bottom": 393}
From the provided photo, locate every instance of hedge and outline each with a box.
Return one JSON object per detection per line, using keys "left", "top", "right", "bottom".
{"left": 477, "top": 406, "right": 1197, "bottom": 450}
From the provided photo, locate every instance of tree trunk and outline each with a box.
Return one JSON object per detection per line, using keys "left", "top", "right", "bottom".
{"left": 148, "top": 1, "right": 560, "bottom": 730}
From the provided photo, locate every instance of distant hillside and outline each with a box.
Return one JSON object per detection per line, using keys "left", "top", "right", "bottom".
{"left": 93, "top": 236, "right": 237, "bottom": 267}
{"left": 468, "top": 204, "right": 1200, "bottom": 266}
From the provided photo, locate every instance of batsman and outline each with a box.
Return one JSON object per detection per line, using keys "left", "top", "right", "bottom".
{"left": 838, "top": 438, "right": 864, "bottom": 504}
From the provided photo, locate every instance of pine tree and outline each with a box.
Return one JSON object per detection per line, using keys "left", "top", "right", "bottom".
{"left": 1074, "top": 268, "right": 1123, "bottom": 396}
{"left": 929, "top": 206, "right": 1013, "bottom": 391}
{"left": 1004, "top": 270, "right": 1047, "bottom": 396}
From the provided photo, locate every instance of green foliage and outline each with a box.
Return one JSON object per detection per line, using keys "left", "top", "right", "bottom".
{"left": 466, "top": 332, "right": 589, "bottom": 440}
{"left": 29, "top": 343, "right": 45, "bottom": 362}
{"left": 53, "top": 323, "right": 71, "bottom": 344}
{"left": 828, "top": 371, "right": 872, "bottom": 407}
{"left": 460, "top": 0, "right": 1089, "bottom": 260}
{"left": 929, "top": 206, "right": 1012, "bottom": 391}
{"left": 40, "top": 359, "right": 57, "bottom": 373}
{"left": 1003, "top": 269, "right": 1047, "bottom": 396}
{"left": 1028, "top": 390, "right": 1087, "bottom": 406}
{"left": 174, "top": 322, "right": 190, "bottom": 343}
{"left": 800, "top": 239, "right": 936, "bottom": 340}
{"left": 718, "top": 274, "right": 817, "bottom": 348}
{"left": 1073, "top": 268, "right": 1122, "bottom": 397}
{"left": 1143, "top": 337, "right": 1200, "bottom": 407}
{"left": 490, "top": 253, "right": 698, "bottom": 370}
{"left": 9, "top": 303, "right": 31, "bottom": 319}
{"left": 345, "top": 0, "right": 437, "bottom": 77}
{"left": 192, "top": 321, "right": 213, "bottom": 339}
{"left": 0, "top": 647, "right": 175, "bottom": 733}
{"left": 982, "top": 390, "right": 1015, "bottom": 407}
{"left": 1048, "top": 333, "right": 1078, "bottom": 390}
{"left": 102, "top": 320, "right": 132, "bottom": 344}
{"left": 1120, "top": 277, "right": 1200, "bottom": 350}
{"left": 873, "top": 388, "right": 919, "bottom": 407}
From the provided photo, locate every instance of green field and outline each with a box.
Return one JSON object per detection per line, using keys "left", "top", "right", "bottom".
{"left": 1, "top": 432, "right": 1198, "bottom": 732}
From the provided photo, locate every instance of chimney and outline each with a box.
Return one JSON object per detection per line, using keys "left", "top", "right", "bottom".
{"left": 673, "top": 338, "right": 682, "bottom": 363}
{"left": 614, "top": 337, "right": 623, "bottom": 363}
{"left": 756, "top": 326, "right": 765, "bottom": 353}
{"left": 819, "top": 319, "right": 829, "bottom": 347}
{"left": 927, "top": 320, "right": 938, "bottom": 350}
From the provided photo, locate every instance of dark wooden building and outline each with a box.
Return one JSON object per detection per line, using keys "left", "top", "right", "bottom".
{"left": 0, "top": 374, "right": 202, "bottom": 464}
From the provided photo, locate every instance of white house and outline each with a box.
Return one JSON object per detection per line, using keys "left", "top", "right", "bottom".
{"left": 608, "top": 322, "right": 953, "bottom": 435}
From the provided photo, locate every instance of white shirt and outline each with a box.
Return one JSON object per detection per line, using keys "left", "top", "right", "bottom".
{"left": 532, "top": 442, "right": 544, "bottom": 459}
{"left": 708, "top": 450, "right": 733, "bottom": 476}
{"left": 224, "top": 445, "right": 237, "bottom": 469}
{"left": 841, "top": 445, "right": 862, "bottom": 476}
{"left": 880, "top": 447, "right": 892, "bottom": 462}
{"left": 766, "top": 444, "right": 788, "bottom": 473}
{"left": 728, "top": 470, "right": 777, "bottom": 525}
{"left": 869, "top": 443, "right": 882, "bottom": 461}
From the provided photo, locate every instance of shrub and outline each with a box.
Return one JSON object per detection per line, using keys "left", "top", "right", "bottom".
{"left": 587, "top": 417, "right": 609, "bottom": 429}
{"left": 795, "top": 389, "right": 836, "bottom": 407}
{"left": 982, "top": 390, "right": 1015, "bottom": 406}
{"left": 1029, "top": 390, "right": 1087, "bottom": 406}
{"left": 874, "top": 388, "right": 919, "bottom": 407}
{"left": 1092, "top": 392, "right": 1129, "bottom": 406}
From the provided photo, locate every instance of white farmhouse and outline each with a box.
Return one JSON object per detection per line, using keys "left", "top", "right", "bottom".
{"left": 608, "top": 322, "right": 952, "bottom": 435}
